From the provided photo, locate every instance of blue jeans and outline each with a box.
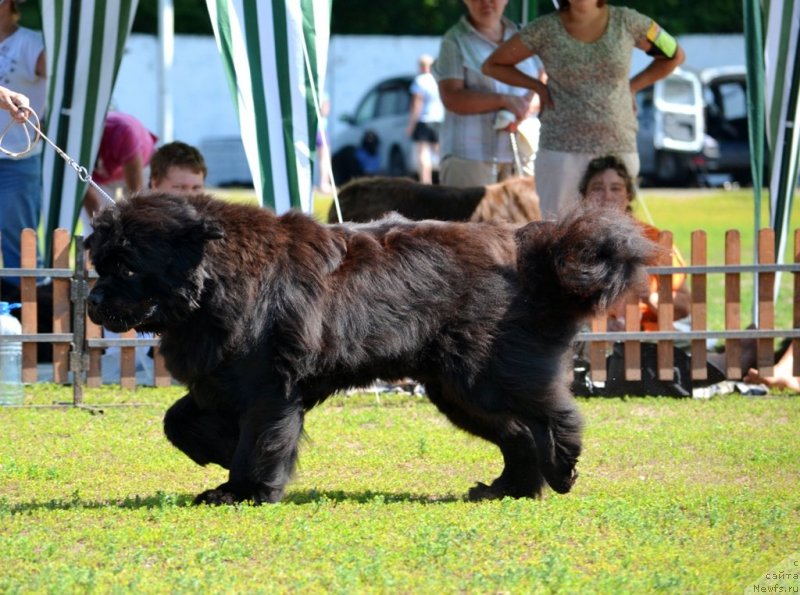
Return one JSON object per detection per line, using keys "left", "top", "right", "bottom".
{"left": 0, "top": 154, "right": 43, "bottom": 286}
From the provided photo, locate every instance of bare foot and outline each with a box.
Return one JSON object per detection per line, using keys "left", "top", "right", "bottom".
{"left": 743, "top": 368, "right": 800, "bottom": 393}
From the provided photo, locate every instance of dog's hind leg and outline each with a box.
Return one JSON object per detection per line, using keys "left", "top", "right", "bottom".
{"left": 194, "top": 403, "right": 304, "bottom": 505}
{"left": 467, "top": 421, "right": 546, "bottom": 501}
{"left": 425, "top": 382, "right": 544, "bottom": 500}
{"left": 525, "top": 402, "right": 583, "bottom": 495}
{"left": 164, "top": 393, "right": 239, "bottom": 468}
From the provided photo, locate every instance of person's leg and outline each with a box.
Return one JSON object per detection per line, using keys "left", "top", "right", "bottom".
{"left": 744, "top": 343, "right": 800, "bottom": 392}
{"left": 534, "top": 150, "right": 592, "bottom": 219}
{"left": 439, "top": 155, "right": 499, "bottom": 187}
{"left": 416, "top": 142, "right": 433, "bottom": 184}
{"left": 0, "top": 155, "right": 42, "bottom": 285}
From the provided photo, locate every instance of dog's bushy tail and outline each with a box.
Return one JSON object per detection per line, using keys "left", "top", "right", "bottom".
{"left": 516, "top": 206, "right": 657, "bottom": 321}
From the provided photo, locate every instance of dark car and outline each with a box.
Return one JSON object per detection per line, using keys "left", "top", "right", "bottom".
{"left": 700, "top": 66, "right": 754, "bottom": 185}
{"left": 637, "top": 65, "right": 757, "bottom": 187}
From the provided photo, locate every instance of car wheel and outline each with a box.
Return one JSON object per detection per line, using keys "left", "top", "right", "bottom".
{"left": 388, "top": 146, "right": 407, "bottom": 177}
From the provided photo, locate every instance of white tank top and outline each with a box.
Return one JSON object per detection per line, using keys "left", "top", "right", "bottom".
{"left": 0, "top": 27, "right": 46, "bottom": 159}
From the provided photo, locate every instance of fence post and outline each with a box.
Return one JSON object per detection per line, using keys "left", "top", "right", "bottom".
{"left": 794, "top": 230, "right": 800, "bottom": 377}
{"left": 86, "top": 288, "right": 103, "bottom": 388}
{"left": 120, "top": 329, "right": 137, "bottom": 389}
{"left": 725, "top": 231, "right": 741, "bottom": 379}
{"left": 656, "top": 231, "right": 674, "bottom": 381}
{"left": 71, "top": 236, "right": 89, "bottom": 406}
{"left": 691, "top": 230, "right": 708, "bottom": 380}
{"left": 624, "top": 289, "right": 640, "bottom": 381}
{"left": 20, "top": 229, "right": 38, "bottom": 383}
{"left": 589, "top": 315, "right": 607, "bottom": 383}
{"left": 52, "top": 230, "right": 71, "bottom": 383}
{"left": 756, "top": 229, "right": 775, "bottom": 375}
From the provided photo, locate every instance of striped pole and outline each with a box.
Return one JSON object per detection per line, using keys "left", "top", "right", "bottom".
{"left": 764, "top": 0, "right": 800, "bottom": 278}
{"left": 41, "top": 0, "right": 139, "bottom": 258}
{"left": 207, "top": 0, "right": 330, "bottom": 214}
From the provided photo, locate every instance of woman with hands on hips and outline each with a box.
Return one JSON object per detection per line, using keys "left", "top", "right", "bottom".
{"left": 482, "top": 0, "right": 684, "bottom": 218}
{"left": 433, "top": 0, "right": 542, "bottom": 187}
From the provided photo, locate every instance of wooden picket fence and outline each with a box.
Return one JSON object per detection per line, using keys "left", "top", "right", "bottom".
{"left": 579, "top": 228, "right": 800, "bottom": 383}
{"left": 1, "top": 226, "right": 799, "bottom": 405}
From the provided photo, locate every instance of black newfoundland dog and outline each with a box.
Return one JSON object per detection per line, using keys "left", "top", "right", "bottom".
{"left": 85, "top": 193, "right": 652, "bottom": 505}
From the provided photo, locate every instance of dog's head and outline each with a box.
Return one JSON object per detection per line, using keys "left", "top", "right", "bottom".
{"left": 84, "top": 192, "right": 224, "bottom": 333}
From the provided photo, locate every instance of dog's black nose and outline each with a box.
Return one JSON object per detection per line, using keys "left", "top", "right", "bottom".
{"left": 87, "top": 289, "right": 104, "bottom": 307}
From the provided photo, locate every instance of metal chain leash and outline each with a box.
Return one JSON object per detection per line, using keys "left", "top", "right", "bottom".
{"left": 0, "top": 108, "right": 116, "bottom": 206}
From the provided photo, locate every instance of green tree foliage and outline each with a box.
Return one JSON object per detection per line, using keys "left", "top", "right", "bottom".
{"left": 331, "top": 0, "right": 743, "bottom": 35}
{"left": 25, "top": 0, "right": 743, "bottom": 36}
{"left": 133, "top": 0, "right": 214, "bottom": 35}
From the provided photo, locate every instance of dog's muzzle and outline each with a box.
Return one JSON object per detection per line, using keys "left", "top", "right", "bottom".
{"left": 86, "top": 286, "right": 149, "bottom": 332}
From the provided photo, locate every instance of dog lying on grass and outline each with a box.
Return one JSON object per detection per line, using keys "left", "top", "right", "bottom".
{"left": 328, "top": 176, "right": 541, "bottom": 224}
{"left": 85, "top": 192, "right": 652, "bottom": 504}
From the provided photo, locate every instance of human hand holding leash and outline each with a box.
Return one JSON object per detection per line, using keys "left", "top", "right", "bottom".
{"left": 0, "top": 85, "right": 31, "bottom": 123}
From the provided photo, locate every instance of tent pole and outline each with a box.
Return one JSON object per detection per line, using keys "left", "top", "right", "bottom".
{"left": 743, "top": 0, "right": 765, "bottom": 327}
{"left": 158, "top": 0, "right": 175, "bottom": 143}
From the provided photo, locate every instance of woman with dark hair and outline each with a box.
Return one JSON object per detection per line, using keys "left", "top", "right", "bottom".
{"left": 579, "top": 155, "right": 689, "bottom": 332}
{"left": 482, "top": 0, "right": 684, "bottom": 218}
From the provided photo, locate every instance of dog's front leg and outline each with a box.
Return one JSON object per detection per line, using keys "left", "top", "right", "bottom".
{"left": 194, "top": 402, "right": 304, "bottom": 505}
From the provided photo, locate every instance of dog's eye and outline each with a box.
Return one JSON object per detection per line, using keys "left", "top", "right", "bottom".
{"left": 118, "top": 263, "right": 136, "bottom": 278}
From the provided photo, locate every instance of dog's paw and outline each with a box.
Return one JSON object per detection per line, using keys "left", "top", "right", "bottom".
{"left": 531, "top": 421, "right": 580, "bottom": 494}
{"left": 544, "top": 466, "right": 578, "bottom": 494}
{"left": 467, "top": 481, "right": 506, "bottom": 501}
{"left": 193, "top": 481, "right": 285, "bottom": 505}
{"left": 194, "top": 487, "right": 243, "bottom": 506}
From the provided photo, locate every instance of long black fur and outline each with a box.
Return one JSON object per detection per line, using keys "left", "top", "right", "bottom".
{"left": 85, "top": 193, "right": 653, "bottom": 504}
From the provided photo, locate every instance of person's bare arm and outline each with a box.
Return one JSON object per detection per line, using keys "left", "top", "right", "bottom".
{"left": 629, "top": 42, "right": 685, "bottom": 96}
{"left": 481, "top": 35, "right": 552, "bottom": 111}
{"left": 438, "top": 78, "right": 531, "bottom": 120}
{"left": 35, "top": 50, "right": 46, "bottom": 78}
{"left": 122, "top": 153, "right": 145, "bottom": 196}
{"left": 83, "top": 185, "right": 103, "bottom": 219}
{"left": 0, "top": 86, "right": 30, "bottom": 122}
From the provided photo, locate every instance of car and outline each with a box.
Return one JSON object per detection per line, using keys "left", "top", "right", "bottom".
{"left": 636, "top": 67, "right": 714, "bottom": 186}
{"left": 637, "top": 65, "right": 757, "bottom": 187}
{"left": 700, "top": 66, "right": 753, "bottom": 185}
{"left": 331, "top": 75, "right": 437, "bottom": 183}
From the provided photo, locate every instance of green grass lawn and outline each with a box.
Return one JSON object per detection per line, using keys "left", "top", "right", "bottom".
{"left": 1, "top": 385, "right": 798, "bottom": 593}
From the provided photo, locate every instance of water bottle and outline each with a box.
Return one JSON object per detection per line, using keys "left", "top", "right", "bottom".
{"left": 0, "top": 301, "right": 23, "bottom": 406}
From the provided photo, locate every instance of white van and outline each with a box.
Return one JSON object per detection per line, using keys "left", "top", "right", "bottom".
{"left": 637, "top": 65, "right": 751, "bottom": 186}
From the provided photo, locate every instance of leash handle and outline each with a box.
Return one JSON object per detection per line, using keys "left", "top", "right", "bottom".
{"left": 0, "top": 108, "right": 116, "bottom": 206}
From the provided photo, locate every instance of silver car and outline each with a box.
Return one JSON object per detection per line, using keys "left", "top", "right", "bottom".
{"left": 331, "top": 75, "right": 437, "bottom": 180}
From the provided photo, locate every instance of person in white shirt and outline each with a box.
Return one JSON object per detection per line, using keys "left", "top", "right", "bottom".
{"left": 0, "top": 0, "right": 46, "bottom": 293}
{"left": 406, "top": 54, "right": 445, "bottom": 184}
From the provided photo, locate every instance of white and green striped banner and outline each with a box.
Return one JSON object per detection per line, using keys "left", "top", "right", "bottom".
{"left": 207, "top": 0, "right": 331, "bottom": 214}
{"left": 763, "top": 0, "right": 800, "bottom": 264}
{"left": 40, "top": 0, "right": 139, "bottom": 253}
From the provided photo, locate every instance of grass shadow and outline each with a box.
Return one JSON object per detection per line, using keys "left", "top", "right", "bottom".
{"left": 283, "top": 488, "right": 463, "bottom": 505}
{"left": 2, "top": 491, "right": 195, "bottom": 513}
{"left": 2, "top": 488, "right": 462, "bottom": 513}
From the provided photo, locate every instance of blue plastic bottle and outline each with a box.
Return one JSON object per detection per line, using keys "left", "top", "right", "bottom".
{"left": 0, "top": 301, "right": 23, "bottom": 406}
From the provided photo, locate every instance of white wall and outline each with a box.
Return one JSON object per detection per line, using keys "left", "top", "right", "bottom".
{"left": 112, "top": 34, "right": 239, "bottom": 148}
{"left": 110, "top": 32, "right": 746, "bottom": 182}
